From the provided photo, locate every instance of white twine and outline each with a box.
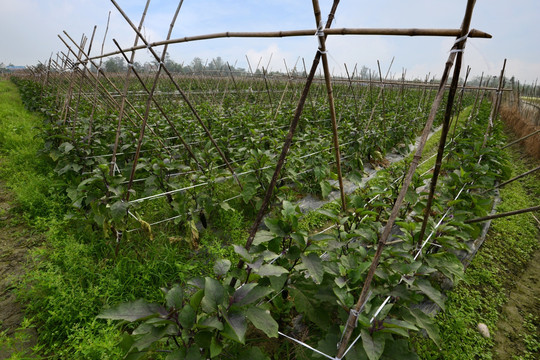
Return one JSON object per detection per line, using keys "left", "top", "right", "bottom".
{"left": 278, "top": 331, "right": 338, "bottom": 360}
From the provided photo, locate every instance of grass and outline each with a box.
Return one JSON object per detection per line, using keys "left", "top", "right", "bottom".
{"left": 413, "top": 145, "right": 540, "bottom": 359}
{"left": 0, "top": 79, "right": 246, "bottom": 359}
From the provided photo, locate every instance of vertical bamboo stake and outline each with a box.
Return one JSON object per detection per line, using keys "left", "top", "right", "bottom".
{"left": 312, "top": 0, "right": 347, "bottom": 211}
{"left": 59, "top": 33, "right": 171, "bottom": 156}
{"left": 89, "top": 12, "right": 111, "bottom": 144}
{"left": 482, "top": 59, "right": 506, "bottom": 148}
{"left": 229, "top": 0, "right": 342, "bottom": 288}
{"left": 110, "top": 0, "right": 151, "bottom": 176}
{"left": 125, "top": 0, "right": 185, "bottom": 201}
{"left": 110, "top": 0, "right": 243, "bottom": 190}
{"left": 417, "top": 5, "right": 475, "bottom": 246}
{"left": 336, "top": 1, "right": 477, "bottom": 356}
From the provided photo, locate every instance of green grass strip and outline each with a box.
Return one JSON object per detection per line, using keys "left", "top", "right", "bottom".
{"left": 413, "top": 147, "right": 540, "bottom": 359}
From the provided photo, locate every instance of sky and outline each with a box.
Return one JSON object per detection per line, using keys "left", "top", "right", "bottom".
{"left": 1, "top": 0, "right": 539, "bottom": 84}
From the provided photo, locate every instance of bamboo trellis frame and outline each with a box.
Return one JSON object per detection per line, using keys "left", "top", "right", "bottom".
{"left": 21, "top": 0, "right": 519, "bottom": 358}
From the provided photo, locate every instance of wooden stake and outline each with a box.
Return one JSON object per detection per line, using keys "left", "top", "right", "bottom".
{"left": 336, "top": 1, "right": 478, "bottom": 357}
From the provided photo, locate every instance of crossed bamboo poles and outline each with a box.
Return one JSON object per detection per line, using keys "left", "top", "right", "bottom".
{"left": 41, "top": 0, "right": 517, "bottom": 357}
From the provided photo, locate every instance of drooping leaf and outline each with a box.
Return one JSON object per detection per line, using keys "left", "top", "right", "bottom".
{"left": 232, "top": 284, "right": 273, "bottom": 306}
{"left": 165, "top": 285, "right": 183, "bottom": 309}
{"left": 221, "top": 309, "right": 247, "bottom": 344}
{"left": 413, "top": 279, "right": 446, "bottom": 311}
{"left": 257, "top": 264, "right": 288, "bottom": 277}
{"left": 110, "top": 200, "right": 129, "bottom": 222}
{"left": 178, "top": 304, "right": 196, "bottom": 329}
{"left": 245, "top": 307, "right": 278, "bottom": 338}
{"left": 97, "top": 299, "right": 164, "bottom": 322}
{"left": 380, "top": 339, "right": 419, "bottom": 360}
{"left": 213, "top": 259, "right": 231, "bottom": 277}
{"left": 200, "top": 316, "right": 224, "bottom": 331}
{"left": 201, "top": 277, "right": 225, "bottom": 313}
{"left": 320, "top": 180, "right": 333, "bottom": 199}
{"left": 301, "top": 253, "right": 324, "bottom": 283}
{"left": 361, "top": 329, "right": 386, "bottom": 360}
{"left": 252, "top": 230, "right": 276, "bottom": 246}
{"left": 403, "top": 307, "right": 441, "bottom": 347}
{"left": 210, "top": 337, "right": 223, "bottom": 358}
{"left": 233, "top": 244, "right": 253, "bottom": 262}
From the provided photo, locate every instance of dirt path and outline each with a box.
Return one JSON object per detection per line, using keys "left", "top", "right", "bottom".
{"left": 493, "top": 247, "right": 540, "bottom": 359}
{"left": 0, "top": 179, "right": 40, "bottom": 359}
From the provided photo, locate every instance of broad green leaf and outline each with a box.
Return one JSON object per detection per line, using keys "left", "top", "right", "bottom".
{"left": 97, "top": 299, "right": 163, "bottom": 322}
{"left": 426, "top": 252, "right": 464, "bottom": 282}
{"left": 318, "top": 208, "right": 339, "bottom": 221}
{"left": 213, "top": 259, "right": 231, "bottom": 277}
{"left": 383, "top": 318, "right": 418, "bottom": 331}
{"left": 110, "top": 200, "right": 129, "bottom": 222}
{"left": 264, "top": 218, "right": 288, "bottom": 237}
{"left": 403, "top": 307, "right": 441, "bottom": 347}
{"left": 252, "top": 230, "right": 276, "bottom": 246}
{"left": 245, "top": 307, "right": 278, "bottom": 338}
{"left": 233, "top": 244, "right": 253, "bottom": 262}
{"left": 361, "top": 329, "right": 386, "bottom": 360}
{"left": 190, "top": 289, "right": 204, "bottom": 310}
{"left": 301, "top": 253, "right": 324, "bottom": 283}
{"left": 132, "top": 325, "right": 173, "bottom": 351}
{"left": 200, "top": 316, "right": 223, "bottom": 331}
{"left": 257, "top": 264, "right": 288, "bottom": 277}
{"left": 221, "top": 310, "right": 247, "bottom": 344}
{"left": 185, "top": 347, "right": 204, "bottom": 360}
{"left": 210, "top": 337, "right": 223, "bottom": 358}
{"left": 320, "top": 180, "right": 333, "bottom": 199}
{"left": 165, "top": 285, "right": 183, "bottom": 309}
{"left": 178, "top": 305, "right": 196, "bottom": 329}
{"left": 201, "top": 277, "right": 225, "bottom": 313}
{"left": 232, "top": 284, "right": 273, "bottom": 306}
{"left": 413, "top": 279, "right": 446, "bottom": 311}
{"left": 310, "top": 233, "right": 335, "bottom": 242}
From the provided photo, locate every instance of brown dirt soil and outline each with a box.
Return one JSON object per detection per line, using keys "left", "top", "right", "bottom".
{"left": 492, "top": 243, "right": 540, "bottom": 359}
{"left": 0, "top": 180, "right": 40, "bottom": 359}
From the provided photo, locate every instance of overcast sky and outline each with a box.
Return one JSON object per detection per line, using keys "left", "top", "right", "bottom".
{"left": 1, "top": 0, "right": 539, "bottom": 84}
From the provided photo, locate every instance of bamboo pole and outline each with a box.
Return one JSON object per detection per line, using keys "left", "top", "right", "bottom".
{"left": 417, "top": 5, "right": 473, "bottom": 247}
{"left": 83, "top": 28, "right": 491, "bottom": 63}
{"left": 110, "top": 0, "right": 151, "bottom": 177}
{"left": 124, "top": 0, "right": 184, "bottom": 202}
{"left": 482, "top": 59, "right": 506, "bottom": 148}
{"left": 110, "top": 0, "right": 243, "bottom": 190}
{"left": 229, "top": 0, "right": 342, "bottom": 289}
{"left": 336, "top": 1, "right": 478, "bottom": 357}
{"left": 88, "top": 11, "right": 111, "bottom": 145}
{"left": 465, "top": 205, "right": 540, "bottom": 224}
{"left": 312, "top": 0, "right": 347, "bottom": 211}
{"left": 502, "top": 129, "right": 540, "bottom": 149}
{"left": 59, "top": 33, "right": 171, "bottom": 157}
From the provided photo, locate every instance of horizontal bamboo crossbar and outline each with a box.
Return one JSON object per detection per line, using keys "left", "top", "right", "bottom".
{"left": 84, "top": 27, "right": 492, "bottom": 62}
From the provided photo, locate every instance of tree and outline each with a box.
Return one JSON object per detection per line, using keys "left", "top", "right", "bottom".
{"left": 104, "top": 56, "right": 126, "bottom": 73}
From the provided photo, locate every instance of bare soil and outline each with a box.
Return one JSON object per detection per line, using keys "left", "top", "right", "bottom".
{"left": 493, "top": 245, "right": 540, "bottom": 359}
{"left": 0, "top": 180, "right": 40, "bottom": 359}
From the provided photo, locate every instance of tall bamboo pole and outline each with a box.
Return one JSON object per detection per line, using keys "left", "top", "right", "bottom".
{"left": 110, "top": 0, "right": 243, "bottom": 190}
{"left": 125, "top": 0, "right": 184, "bottom": 201}
{"left": 417, "top": 3, "right": 475, "bottom": 247}
{"left": 312, "top": 0, "right": 347, "bottom": 211}
{"left": 110, "top": 0, "right": 151, "bottom": 176}
{"left": 336, "top": 1, "right": 477, "bottom": 357}
{"left": 229, "top": 0, "right": 342, "bottom": 288}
